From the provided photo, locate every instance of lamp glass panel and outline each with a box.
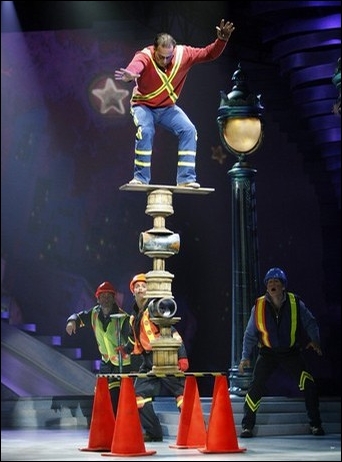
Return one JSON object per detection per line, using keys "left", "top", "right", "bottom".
{"left": 223, "top": 118, "right": 262, "bottom": 153}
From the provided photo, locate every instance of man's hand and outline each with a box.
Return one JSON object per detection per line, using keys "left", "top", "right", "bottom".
{"left": 216, "top": 19, "right": 235, "bottom": 42}
{"left": 306, "top": 341, "right": 322, "bottom": 356}
{"left": 66, "top": 321, "right": 76, "bottom": 335}
{"left": 238, "top": 359, "right": 250, "bottom": 374}
{"left": 114, "top": 68, "right": 140, "bottom": 82}
{"left": 116, "top": 345, "right": 129, "bottom": 359}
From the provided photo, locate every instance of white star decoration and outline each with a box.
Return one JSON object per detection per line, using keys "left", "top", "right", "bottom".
{"left": 91, "top": 78, "right": 129, "bottom": 115}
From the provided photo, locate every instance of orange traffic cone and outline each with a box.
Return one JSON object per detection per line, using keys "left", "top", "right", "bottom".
{"left": 102, "top": 377, "right": 156, "bottom": 457}
{"left": 169, "top": 376, "right": 207, "bottom": 449}
{"left": 198, "top": 375, "right": 246, "bottom": 454}
{"left": 79, "top": 376, "right": 115, "bottom": 452}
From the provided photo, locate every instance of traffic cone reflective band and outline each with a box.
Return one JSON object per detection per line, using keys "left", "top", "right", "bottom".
{"left": 102, "top": 377, "right": 156, "bottom": 457}
{"left": 79, "top": 376, "right": 115, "bottom": 452}
{"left": 169, "top": 376, "right": 207, "bottom": 449}
{"left": 198, "top": 375, "right": 246, "bottom": 454}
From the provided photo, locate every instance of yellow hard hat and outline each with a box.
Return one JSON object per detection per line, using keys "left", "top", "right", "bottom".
{"left": 129, "top": 273, "right": 147, "bottom": 293}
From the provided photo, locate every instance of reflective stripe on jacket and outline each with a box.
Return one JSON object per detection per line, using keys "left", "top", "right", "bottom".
{"left": 129, "top": 310, "right": 159, "bottom": 355}
{"left": 131, "top": 46, "right": 184, "bottom": 104}
{"left": 254, "top": 292, "right": 300, "bottom": 349}
{"left": 91, "top": 310, "right": 130, "bottom": 366}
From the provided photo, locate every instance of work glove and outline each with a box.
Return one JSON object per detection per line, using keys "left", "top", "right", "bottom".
{"left": 178, "top": 358, "right": 189, "bottom": 372}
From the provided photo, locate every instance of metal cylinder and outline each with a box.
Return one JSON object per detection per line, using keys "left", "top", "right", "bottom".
{"left": 148, "top": 298, "right": 177, "bottom": 318}
{"left": 139, "top": 232, "right": 180, "bottom": 257}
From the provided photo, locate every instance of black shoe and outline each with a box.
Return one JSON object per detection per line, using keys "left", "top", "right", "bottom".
{"left": 310, "top": 426, "right": 325, "bottom": 436}
{"left": 143, "top": 434, "right": 163, "bottom": 442}
{"left": 240, "top": 428, "right": 253, "bottom": 438}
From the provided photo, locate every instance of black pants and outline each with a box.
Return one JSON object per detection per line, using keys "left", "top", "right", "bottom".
{"left": 242, "top": 348, "right": 322, "bottom": 430}
{"left": 135, "top": 375, "right": 185, "bottom": 438}
{"left": 99, "top": 361, "right": 131, "bottom": 416}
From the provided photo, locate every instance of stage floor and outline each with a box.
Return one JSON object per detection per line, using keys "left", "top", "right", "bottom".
{"left": 1, "top": 428, "right": 340, "bottom": 461}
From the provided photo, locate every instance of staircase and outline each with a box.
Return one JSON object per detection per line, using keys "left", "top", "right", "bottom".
{"left": 1, "top": 320, "right": 340, "bottom": 436}
{"left": 1, "top": 394, "right": 340, "bottom": 437}
{"left": 1, "top": 321, "right": 96, "bottom": 396}
{"left": 155, "top": 396, "right": 341, "bottom": 438}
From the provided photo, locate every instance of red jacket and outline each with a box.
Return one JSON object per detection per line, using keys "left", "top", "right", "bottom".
{"left": 126, "top": 39, "right": 227, "bottom": 108}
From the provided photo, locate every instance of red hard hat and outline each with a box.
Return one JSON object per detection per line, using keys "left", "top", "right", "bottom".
{"left": 129, "top": 273, "right": 147, "bottom": 293}
{"left": 95, "top": 281, "right": 116, "bottom": 298}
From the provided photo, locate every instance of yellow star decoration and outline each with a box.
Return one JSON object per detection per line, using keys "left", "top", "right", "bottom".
{"left": 91, "top": 78, "right": 129, "bottom": 115}
{"left": 211, "top": 145, "right": 227, "bottom": 165}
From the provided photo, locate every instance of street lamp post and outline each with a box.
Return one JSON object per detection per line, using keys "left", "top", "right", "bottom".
{"left": 217, "top": 64, "right": 264, "bottom": 395}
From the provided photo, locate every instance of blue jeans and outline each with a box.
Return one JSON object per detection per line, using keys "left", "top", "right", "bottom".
{"left": 130, "top": 104, "right": 198, "bottom": 185}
